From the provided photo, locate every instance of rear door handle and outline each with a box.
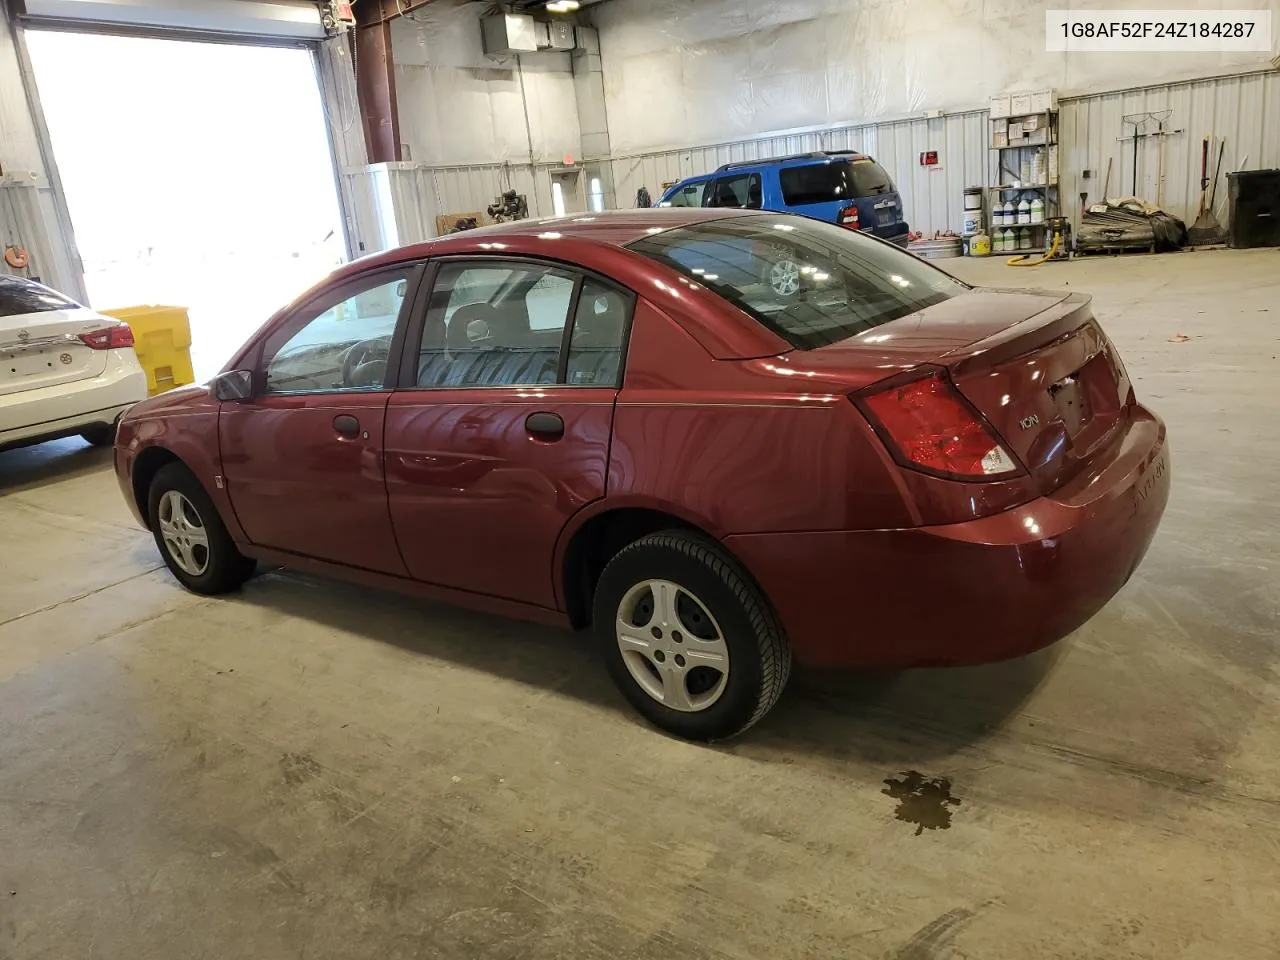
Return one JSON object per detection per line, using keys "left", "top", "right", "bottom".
{"left": 525, "top": 411, "right": 564, "bottom": 440}
{"left": 333, "top": 414, "right": 361, "bottom": 438}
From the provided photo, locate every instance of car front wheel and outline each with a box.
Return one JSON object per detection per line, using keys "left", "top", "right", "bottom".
{"left": 147, "top": 462, "right": 256, "bottom": 595}
{"left": 594, "top": 531, "right": 791, "bottom": 741}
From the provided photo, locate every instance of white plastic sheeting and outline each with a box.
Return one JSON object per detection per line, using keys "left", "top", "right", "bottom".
{"left": 390, "top": 2, "right": 581, "bottom": 165}
{"left": 593, "top": 0, "right": 1280, "bottom": 155}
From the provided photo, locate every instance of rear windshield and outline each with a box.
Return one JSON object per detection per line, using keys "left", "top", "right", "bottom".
{"left": 0, "top": 276, "right": 79, "bottom": 319}
{"left": 779, "top": 159, "right": 895, "bottom": 205}
{"left": 628, "top": 216, "right": 965, "bottom": 350}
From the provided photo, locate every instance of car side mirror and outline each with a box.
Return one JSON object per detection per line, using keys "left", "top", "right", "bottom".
{"left": 212, "top": 369, "right": 253, "bottom": 401}
{"left": 395, "top": 279, "right": 408, "bottom": 298}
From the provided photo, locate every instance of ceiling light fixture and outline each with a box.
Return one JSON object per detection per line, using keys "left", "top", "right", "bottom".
{"left": 545, "top": 0, "right": 580, "bottom": 12}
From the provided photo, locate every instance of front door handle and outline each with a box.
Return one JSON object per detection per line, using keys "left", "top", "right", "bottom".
{"left": 525, "top": 411, "right": 564, "bottom": 440}
{"left": 333, "top": 414, "right": 361, "bottom": 438}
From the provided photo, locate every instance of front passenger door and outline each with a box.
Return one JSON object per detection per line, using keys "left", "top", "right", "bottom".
{"left": 219, "top": 267, "right": 418, "bottom": 575}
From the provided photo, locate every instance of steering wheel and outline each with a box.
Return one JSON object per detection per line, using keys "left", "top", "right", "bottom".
{"left": 340, "top": 336, "right": 391, "bottom": 387}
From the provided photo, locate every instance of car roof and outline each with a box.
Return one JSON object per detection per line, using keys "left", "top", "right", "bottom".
{"left": 346, "top": 208, "right": 764, "bottom": 273}
{"left": 715, "top": 151, "right": 871, "bottom": 173}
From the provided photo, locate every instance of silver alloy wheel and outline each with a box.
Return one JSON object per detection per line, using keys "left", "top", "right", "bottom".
{"left": 157, "top": 489, "right": 210, "bottom": 576}
{"left": 615, "top": 579, "right": 730, "bottom": 713}
{"left": 768, "top": 259, "right": 800, "bottom": 296}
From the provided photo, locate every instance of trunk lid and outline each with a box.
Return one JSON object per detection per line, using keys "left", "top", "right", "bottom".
{"left": 944, "top": 293, "right": 1130, "bottom": 493}
{"left": 811, "top": 288, "right": 1131, "bottom": 492}
{"left": 0, "top": 307, "right": 112, "bottom": 397}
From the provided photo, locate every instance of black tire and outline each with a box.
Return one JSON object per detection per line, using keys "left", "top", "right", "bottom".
{"left": 79, "top": 423, "right": 116, "bottom": 447}
{"left": 147, "top": 462, "right": 256, "bottom": 595}
{"left": 593, "top": 530, "right": 791, "bottom": 741}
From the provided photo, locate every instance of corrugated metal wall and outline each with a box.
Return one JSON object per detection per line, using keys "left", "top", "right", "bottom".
{"left": 608, "top": 112, "right": 992, "bottom": 236}
{"left": 1059, "top": 70, "right": 1280, "bottom": 230}
{"left": 341, "top": 162, "right": 559, "bottom": 253}
{"left": 0, "top": 177, "right": 80, "bottom": 295}
{"left": 607, "top": 70, "right": 1279, "bottom": 236}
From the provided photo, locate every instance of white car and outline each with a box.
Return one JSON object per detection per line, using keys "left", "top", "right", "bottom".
{"left": 1, "top": 275, "right": 148, "bottom": 451}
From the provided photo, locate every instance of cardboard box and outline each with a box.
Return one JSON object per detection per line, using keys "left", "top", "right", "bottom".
{"left": 989, "top": 95, "right": 1011, "bottom": 119}
{"left": 993, "top": 131, "right": 1009, "bottom": 148}
{"left": 1030, "top": 88, "right": 1058, "bottom": 113}
{"left": 1011, "top": 93, "right": 1033, "bottom": 115}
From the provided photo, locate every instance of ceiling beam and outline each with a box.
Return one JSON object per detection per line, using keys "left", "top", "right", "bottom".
{"left": 353, "top": 0, "right": 436, "bottom": 27}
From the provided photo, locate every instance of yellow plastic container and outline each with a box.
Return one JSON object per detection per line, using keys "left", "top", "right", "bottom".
{"left": 101, "top": 305, "right": 195, "bottom": 395}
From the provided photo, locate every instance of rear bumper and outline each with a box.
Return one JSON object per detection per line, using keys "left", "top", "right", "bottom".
{"left": 872, "top": 224, "right": 910, "bottom": 246}
{"left": 726, "top": 406, "right": 1170, "bottom": 668}
{"left": 0, "top": 352, "right": 147, "bottom": 450}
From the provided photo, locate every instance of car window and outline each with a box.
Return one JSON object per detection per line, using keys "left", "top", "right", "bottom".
{"left": 664, "top": 181, "right": 708, "bottom": 208}
{"left": 779, "top": 161, "right": 856, "bottom": 205}
{"left": 705, "top": 173, "right": 762, "bottom": 209}
{"left": 627, "top": 216, "right": 965, "bottom": 350}
{"left": 849, "top": 158, "right": 894, "bottom": 195}
{"left": 778, "top": 159, "right": 896, "bottom": 205}
{"left": 417, "top": 261, "right": 574, "bottom": 388}
{"left": 527, "top": 272, "right": 575, "bottom": 330}
{"left": 0, "top": 276, "right": 80, "bottom": 318}
{"left": 566, "top": 279, "right": 631, "bottom": 387}
{"left": 263, "top": 270, "right": 410, "bottom": 394}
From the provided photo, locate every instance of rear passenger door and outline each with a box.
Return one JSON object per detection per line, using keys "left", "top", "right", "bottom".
{"left": 384, "top": 259, "right": 633, "bottom": 608}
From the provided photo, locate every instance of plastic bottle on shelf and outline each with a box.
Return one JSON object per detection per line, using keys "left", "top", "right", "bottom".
{"left": 1017, "top": 198, "right": 1032, "bottom": 224}
{"left": 1031, "top": 150, "right": 1045, "bottom": 185}
{"left": 1002, "top": 199, "right": 1015, "bottom": 225}
{"left": 1030, "top": 197, "right": 1045, "bottom": 223}
{"left": 1000, "top": 227, "right": 1014, "bottom": 252}
{"left": 1018, "top": 227, "right": 1031, "bottom": 249}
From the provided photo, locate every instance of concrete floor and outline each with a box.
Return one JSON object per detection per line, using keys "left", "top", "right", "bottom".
{"left": 1, "top": 246, "right": 1278, "bottom": 960}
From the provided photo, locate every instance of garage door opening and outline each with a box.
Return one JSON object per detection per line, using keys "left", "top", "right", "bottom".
{"left": 24, "top": 30, "right": 346, "bottom": 380}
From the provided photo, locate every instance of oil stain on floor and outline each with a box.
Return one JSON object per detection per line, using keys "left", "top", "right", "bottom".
{"left": 882, "top": 771, "right": 962, "bottom": 836}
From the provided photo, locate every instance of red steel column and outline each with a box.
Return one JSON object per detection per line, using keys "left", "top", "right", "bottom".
{"left": 353, "top": 20, "right": 401, "bottom": 164}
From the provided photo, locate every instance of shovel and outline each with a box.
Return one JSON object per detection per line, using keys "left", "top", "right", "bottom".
{"left": 1188, "top": 137, "right": 1227, "bottom": 245}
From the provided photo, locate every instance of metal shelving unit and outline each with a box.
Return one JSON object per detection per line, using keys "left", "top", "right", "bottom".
{"left": 987, "top": 110, "right": 1060, "bottom": 247}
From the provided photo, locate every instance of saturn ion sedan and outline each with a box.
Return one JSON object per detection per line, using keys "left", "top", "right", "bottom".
{"left": 113, "top": 209, "right": 1170, "bottom": 740}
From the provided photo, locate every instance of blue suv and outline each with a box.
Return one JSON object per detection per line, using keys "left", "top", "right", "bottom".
{"left": 657, "top": 151, "right": 910, "bottom": 246}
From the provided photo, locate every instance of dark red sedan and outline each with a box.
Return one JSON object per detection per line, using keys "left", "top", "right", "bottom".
{"left": 114, "top": 209, "right": 1170, "bottom": 740}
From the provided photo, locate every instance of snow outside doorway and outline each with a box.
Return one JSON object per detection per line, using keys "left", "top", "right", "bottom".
{"left": 25, "top": 31, "right": 346, "bottom": 380}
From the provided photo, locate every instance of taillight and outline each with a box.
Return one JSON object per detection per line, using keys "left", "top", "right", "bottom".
{"left": 856, "top": 370, "right": 1021, "bottom": 479}
{"left": 837, "top": 204, "right": 860, "bottom": 229}
{"left": 78, "top": 324, "right": 135, "bottom": 350}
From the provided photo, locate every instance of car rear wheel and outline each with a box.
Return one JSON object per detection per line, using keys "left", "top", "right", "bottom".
{"left": 594, "top": 530, "right": 791, "bottom": 741}
{"left": 762, "top": 257, "right": 801, "bottom": 298}
{"left": 147, "top": 462, "right": 256, "bottom": 595}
